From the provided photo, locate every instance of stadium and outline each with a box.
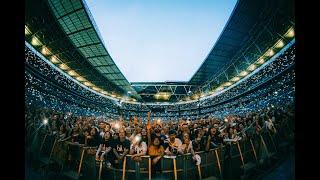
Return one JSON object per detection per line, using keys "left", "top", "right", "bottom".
{"left": 25, "top": 0, "right": 295, "bottom": 179}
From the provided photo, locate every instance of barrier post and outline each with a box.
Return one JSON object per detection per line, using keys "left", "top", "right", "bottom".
{"left": 48, "top": 138, "right": 57, "bottom": 164}
{"left": 135, "top": 161, "right": 141, "bottom": 180}
{"left": 39, "top": 134, "right": 48, "bottom": 152}
{"left": 236, "top": 141, "right": 245, "bottom": 167}
{"left": 98, "top": 160, "right": 103, "bottom": 180}
{"left": 173, "top": 158, "right": 177, "bottom": 180}
{"left": 249, "top": 139, "right": 258, "bottom": 163}
{"left": 259, "top": 135, "right": 269, "bottom": 157}
{"left": 78, "top": 147, "right": 86, "bottom": 176}
{"left": 148, "top": 157, "right": 151, "bottom": 180}
{"left": 197, "top": 164, "right": 202, "bottom": 180}
{"left": 214, "top": 149, "right": 222, "bottom": 178}
{"left": 268, "top": 131, "right": 278, "bottom": 153}
{"left": 122, "top": 156, "right": 127, "bottom": 180}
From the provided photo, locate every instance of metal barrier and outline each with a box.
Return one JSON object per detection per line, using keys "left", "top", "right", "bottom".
{"left": 26, "top": 117, "right": 294, "bottom": 180}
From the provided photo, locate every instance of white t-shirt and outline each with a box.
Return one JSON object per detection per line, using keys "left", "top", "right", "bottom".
{"left": 165, "top": 138, "right": 182, "bottom": 154}
{"left": 178, "top": 141, "right": 193, "bottom": 154}
{"left": 130, "top": 141, "right": 147, "bottom": 154}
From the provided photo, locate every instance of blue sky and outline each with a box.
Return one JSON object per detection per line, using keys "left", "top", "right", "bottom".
{"left": 85, "top": 0, "right": 237, "bottom": 82}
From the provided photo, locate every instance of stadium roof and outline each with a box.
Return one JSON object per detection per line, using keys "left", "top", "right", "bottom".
{"left": 25, "top": 0, "right": 294, "bottom": 103}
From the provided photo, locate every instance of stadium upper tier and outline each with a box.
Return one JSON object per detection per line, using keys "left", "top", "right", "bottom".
{"left": 25, "top": 41, "right": 295, "bottom": 120}
{"left": 25, "top": 0, "right": 294, "bottom": 103}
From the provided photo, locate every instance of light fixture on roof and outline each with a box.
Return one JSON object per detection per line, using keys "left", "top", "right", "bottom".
{"left": 285, "top": 27, "right": 294, "bottom": 38}
{"left": 230, "top": 76, "right": 240, "bottom": 82}
{"left": 92, "top": 86, "right": 102, "bottom": 91}
{"left": 41, "top": 46, "right": 51, "bottom": 56}
{"left": 216, "top": 87, "right": 224, "bottom": 91}
{"left": 247, "top": 64, "right": 256, "bottom": 71}
{"left": 223, "top": 82, "right": 232, "bottom": 87}
{"left": 84, "top": 81, "right": 94, "bottom": 87}
{"left": 267, "top": 49, "right": 274, "bottom": 57}
{"left": 67, "top": 70, "right": 78, "bottom": 77}
{"left": 239, "top": 70, "right": 248, "bottom": 77}
{"left": 59, "top": 63, "right": 70, "bottom": 70}
{"left": 25, "top": 25, "right": 31, "bottom": 35}
{"left": 50, "top": 55, "right": 60, "bottom": 64}
{"left": 76, "top": 76, "right": 86, "bottom": 82}
{"left": 31, "top": 36, "right": 42, "bottom": 46}
{"left": 257, "top": 58, "right": 265, "bottom": 65}
{"left": 275, "top": 39, "right": 284, "bottom": 48}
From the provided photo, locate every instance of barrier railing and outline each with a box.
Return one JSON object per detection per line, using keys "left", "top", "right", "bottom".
{"left": 27, "top": 117, "right": 294, "bottom": 180}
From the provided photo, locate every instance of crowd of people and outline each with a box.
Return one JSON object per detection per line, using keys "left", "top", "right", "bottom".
{"left": 25, "top": 41, "right": 295, "bottom": 178}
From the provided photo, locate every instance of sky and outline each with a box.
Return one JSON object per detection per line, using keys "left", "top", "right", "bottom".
{"left": 85, "top": 0, "right": 237, "bottom": 82}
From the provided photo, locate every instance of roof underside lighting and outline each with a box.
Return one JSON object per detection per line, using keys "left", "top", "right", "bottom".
{"left": 230, "top": 76, "right": 240, "bottom": 82}
{"left": 257, "top": 58, "right": 265, "bottom": 65}
{"left": 223, "top": 82, "right": 232, "bottom": 87}
{"left": 76, "top": 76, "right": 86, "bottom": 82}
{"left": 267, "top": 49, "right": 274, "bottom": 57}
{"left": 59, "top": 63, "right": 70, "bottom": 70}
{"left": 67, "top": 70, "right": 78, "bottom": 77}
{"left": 50, "top": 55, "right": 60, "bottom": 64}
{"left": 285, "top": 27, "right": 294, "bottom": 38}
{"left": 92, "top": 86, "right": 101, "bottom": 91}
{"left": 25, "top": 25, "right": 31, "bottom": 35}
{"left": 247, "top": 64, "right": 256, "bottom": 71}
{"left": 154, "top": 92, "right": 171, "bottom": 100}
{"left": 275, "top": 39, "right": 284, "bottom": 48}
{"left": 31, "top": 36, "right": 42, "bottom": 46}
{"left": 84, "top": 81, "right": 94, "bottom": 87}
{"left": 41, "top": 46, "right": 51, "bottom": 56}
{"left": 216, "top": 87, "right": 224, "bottom": 91}
{"left": 239, "top": 71, "right": 248, "bottom": 77}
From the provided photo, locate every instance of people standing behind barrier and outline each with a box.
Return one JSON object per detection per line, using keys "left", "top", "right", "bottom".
{"left": 96, "top": 131, "right": 112, "bottom": 167}
{"left": 141, "top": 128, "right": 149, "bottom": 146}
{"left": 205, "top": 127, "right": 223, "bottom": 151}
{"left": 178, "top": 133, "right": 201, "bottom": 165}
{"left": 151, "top": 125, "right": 166, "bottom": 146}
{"left": 148, "top": 136, "right": 164, "bottom": 173}
{"left": 192, "top": 129, "right": 206, "bottom": 152}
{"left": 110, "top": 128, "right": 130, "bottom": 167}
{"left": 130, "top": 134, "right": 147, "bottom": 162}
{"left": 164, "top": 130, "right": 182, "bottom": 155}
{"left": 86, "top": 127, "right": 100, "bottom": 147}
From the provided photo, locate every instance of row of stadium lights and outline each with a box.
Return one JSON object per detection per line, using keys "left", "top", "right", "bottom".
{"left": 25, "top": 25, "right": 137, "bottom": 103}
{"left": 183, "top": 27, "right": 295, "bottom": 101}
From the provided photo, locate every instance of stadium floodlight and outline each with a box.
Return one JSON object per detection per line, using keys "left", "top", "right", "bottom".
{"left": 84, "top": 81, "right": 94, "bottom": 87}
{"left": 59, "top": 63, "right": 70, "bottom": 70}
{"left": 285, "top": 27, "right": 294, "bottom": 38}
{"left": 267, "top": 49, "right": 274, "bottom": 57}
{"left": 25, "top": 25, "right": 31, "bottom": 35}
{"left": 31, "top": 36, "right": 42, "bottom": 46}
{"left": 230, "top": 77, "right": 240, "bottom": 82}
{"left": 76, "top": 76, "right": 86, "bottom": 82}
{"left": 239, "top": 71, "right": 248, "bottom": 77}
{"left": 247, "top": 64, "right": 256, "bottom": 71}
{"left": 275, "top": 39, "right": 284, "bottom": 48}
{"left": 41, "top": 46, "right": 51, "bottom": 55}
{"left": 257, "top": 58, "right": 265, "bottom": 65}
{"left": 50, "top": 55, "right": 60, "bottom": 64}
{"left": 67, "top": 70, "right": 78, "bottom": 77}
